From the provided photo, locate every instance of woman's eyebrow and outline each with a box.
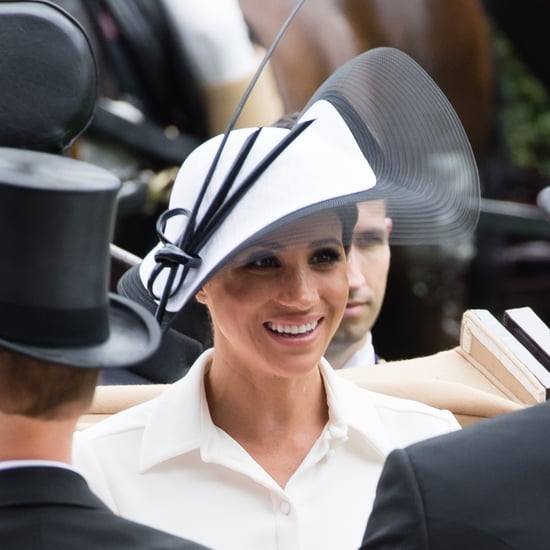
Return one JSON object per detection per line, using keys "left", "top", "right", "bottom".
{"left": 249, "top": 240, "right": 284, "bottom": 252}
{"left": 310, "top": 237, "right": 343, "bottom": 248}
{"left": 249, "top": 236, "right": 343, "bottom": 252}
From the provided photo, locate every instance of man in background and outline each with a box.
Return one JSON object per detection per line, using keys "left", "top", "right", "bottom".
{"left": 325, "top": 200, "right": 392, "bottom": 369}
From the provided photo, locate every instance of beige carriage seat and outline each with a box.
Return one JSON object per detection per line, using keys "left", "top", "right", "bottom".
{"left": 79, "top": 308, "right": 550, "bottom": 429}
{"left": 342, "top": 308, "right": 549, "bottom": 426}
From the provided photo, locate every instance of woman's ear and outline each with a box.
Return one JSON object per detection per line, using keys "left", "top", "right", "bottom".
{"left": 195, "top": 288, "right": 207, "bottom": 304}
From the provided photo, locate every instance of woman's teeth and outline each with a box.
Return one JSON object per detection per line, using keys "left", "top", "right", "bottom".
{"left": 265, "top": 321, "right": 318, "bottom": 335}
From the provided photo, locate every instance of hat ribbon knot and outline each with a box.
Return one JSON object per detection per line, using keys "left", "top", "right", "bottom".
{"left": 147, "top": 207, "right": 202, "bottom": 302}
{"left": 153, "top": 243, "right": 201, "bottom": 270}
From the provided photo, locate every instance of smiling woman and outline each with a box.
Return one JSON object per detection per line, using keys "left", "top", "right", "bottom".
{"left": 197, "top": 212, "right": 350, "bottom": 488}
{"left": 202, "top": 211, "right": 349, "bottom": 377}
{"left": 73, "top": 48, "right": 479, "bottom": 550}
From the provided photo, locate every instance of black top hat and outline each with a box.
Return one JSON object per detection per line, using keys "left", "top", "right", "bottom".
{"left": 0, "top": 147, "right": 160, "bottom": 368}
{"left": 0, "top": 0, "right": 98, "bottom": 153}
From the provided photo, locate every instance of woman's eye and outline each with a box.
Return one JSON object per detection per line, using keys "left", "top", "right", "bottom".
{"left": 246, "top": 255, "right": 280, "bottom": 269}
{"left": 311, "top": 248, "right": 343, "bottom": 266}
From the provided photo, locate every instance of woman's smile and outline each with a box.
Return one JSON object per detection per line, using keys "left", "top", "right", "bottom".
{"left": 263, "top": 317, "right": 324, "bottom": 346}
{"left": 264, "top": 319, "right": 320, "bottom": 336}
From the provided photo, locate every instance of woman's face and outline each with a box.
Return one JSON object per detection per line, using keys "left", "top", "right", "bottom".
{"left": 196, "top": 212, "right": 349, "bottom": 379}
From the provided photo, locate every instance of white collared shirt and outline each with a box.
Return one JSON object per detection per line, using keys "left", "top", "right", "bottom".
{"left": 73, "top": 350, "right": 459, "bottom": 550}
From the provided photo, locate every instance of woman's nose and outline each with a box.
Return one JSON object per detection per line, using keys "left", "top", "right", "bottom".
{"left": 276, "top": 267, "right": 318, "bottom": 307}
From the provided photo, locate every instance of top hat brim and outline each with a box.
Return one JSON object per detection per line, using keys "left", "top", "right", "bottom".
{"left": 0, "top": 294, "right": 160, "bottom": 369}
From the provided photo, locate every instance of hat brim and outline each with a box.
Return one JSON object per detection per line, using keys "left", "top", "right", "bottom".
{"left": 0, "top": 294, "right": 160, "bottom": 368}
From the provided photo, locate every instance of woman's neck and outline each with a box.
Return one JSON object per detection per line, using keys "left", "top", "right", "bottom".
{"left": 204, "top": 356, "right": 329, "bottom": 487}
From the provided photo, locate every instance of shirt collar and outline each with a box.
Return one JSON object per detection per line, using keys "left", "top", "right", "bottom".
{"left": 319, "top": 357, "right": 395, "bottom": 460}
{"left": 340, "top": 332, "right": 376, "bottom": 369}
{"left": 139, "top": 349, "right": 212, "bottom": 471}
{"left": 140, "top": 349, "right": 392, "bottom": 471}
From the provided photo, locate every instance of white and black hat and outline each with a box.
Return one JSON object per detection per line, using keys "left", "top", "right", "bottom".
{"left": 123, "top": 47, "right": 480, "bottom": 320}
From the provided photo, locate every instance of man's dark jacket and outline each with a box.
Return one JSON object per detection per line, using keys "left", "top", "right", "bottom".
{"left": 0, "top": 466, "right": 208, "bottom": 549}
{"left": 361, "top": 401, "right": 550, "bottom": 550}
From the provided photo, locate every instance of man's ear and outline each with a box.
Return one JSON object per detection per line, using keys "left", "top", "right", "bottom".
{"left": 385, "top": 217, "right": 393, "bottom": 234}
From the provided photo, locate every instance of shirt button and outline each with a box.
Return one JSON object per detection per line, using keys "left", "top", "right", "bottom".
{"left": 280, "top": 500, "right": 291, "bottom": 515}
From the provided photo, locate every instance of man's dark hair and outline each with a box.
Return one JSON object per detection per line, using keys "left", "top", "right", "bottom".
{"left": 0, "top": 349, "right": 99, "bottom": 420}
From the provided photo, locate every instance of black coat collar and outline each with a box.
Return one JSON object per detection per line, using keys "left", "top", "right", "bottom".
{"left": 0, "top": 466, "right": 104, "bottom": 510}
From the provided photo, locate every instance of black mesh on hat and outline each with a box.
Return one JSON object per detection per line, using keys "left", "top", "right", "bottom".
{"left": 301, "top": 47, "right": 480, "bottom": 245}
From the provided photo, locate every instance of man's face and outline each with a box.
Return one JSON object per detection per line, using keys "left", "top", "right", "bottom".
{"left": 331, "top": 201, "right": 392, "bottom": 347}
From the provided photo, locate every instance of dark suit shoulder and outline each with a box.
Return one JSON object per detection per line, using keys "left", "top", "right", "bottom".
{"left": 89, "top": 513, "right": 210, "bottom": 549}
{"left": 361, "top": 410, "right": 550, "bottom": 550}
{"left": 0, "top": 503, "right": 210, "bottom": 549}
{"left": 406, "top": 400, "right": 550, "bottom": 470}
{"left": 0, "top": 467, "right": 209, "bottom": 549}
{"left": 387, "top": 402, "right": 550, "bottom": 550}
{"left": 361, "top": 448, "right": 430, "bottom": 549}
{"left": 38, "top": 503, "right": 210, "bottom": 549}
